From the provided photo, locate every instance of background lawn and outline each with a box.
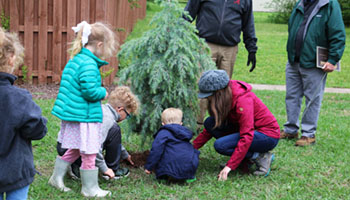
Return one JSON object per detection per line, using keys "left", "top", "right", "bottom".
{"left": 27, "top": 2, "right": 350, "bottom": 199}
{"left": 125, "top": 3, "right": 350, "bottom": 88}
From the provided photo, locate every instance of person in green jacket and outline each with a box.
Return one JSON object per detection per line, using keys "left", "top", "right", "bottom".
{"left": 49, "top": 21, "right": 118, "bottom": 197}
{"left": 281, "top": 0, "right": 346, "bottom": 146}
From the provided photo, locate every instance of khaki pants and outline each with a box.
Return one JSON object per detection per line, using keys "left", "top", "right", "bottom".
{"left": 197, "top": 42, "right": 238, "bottom": 125}
{"left": 207, "top": 42, "right": 238, "bottom": 79}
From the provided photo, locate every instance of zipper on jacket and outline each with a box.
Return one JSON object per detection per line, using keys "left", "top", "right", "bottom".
{"left": 218, "top": 0, "right": 227, "bottom": 37}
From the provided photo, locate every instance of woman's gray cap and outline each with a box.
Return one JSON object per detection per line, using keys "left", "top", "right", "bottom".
{"left": 198, "top": 69, "right": 230, "bottom": 98}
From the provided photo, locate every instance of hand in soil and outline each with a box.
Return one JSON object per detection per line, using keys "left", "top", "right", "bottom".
{"left": 144, "top": 169, "right": 151, "bottom": 174}
{"left": 126, "top": 155, "right": 135, "bottom": 166}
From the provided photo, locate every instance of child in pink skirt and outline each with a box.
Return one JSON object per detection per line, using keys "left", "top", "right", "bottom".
{"left": 48, "top": 21, "right": 118, "bottom": 198}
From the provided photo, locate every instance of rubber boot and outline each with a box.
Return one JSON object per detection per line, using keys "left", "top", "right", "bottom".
{"left": 80, "top": 168, "right": 111, "bottom": 197}
{"left": 48, "top": 157, "right": 72, "bottom": 192}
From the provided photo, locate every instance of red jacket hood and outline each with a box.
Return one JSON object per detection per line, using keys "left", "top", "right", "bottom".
{"left": 229, "top": 80, "right": 252, "bottom": 108}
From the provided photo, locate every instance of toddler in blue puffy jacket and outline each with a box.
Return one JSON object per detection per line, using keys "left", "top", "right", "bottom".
{"left": 144, "top": 108, "right": 199, "bottom": 182}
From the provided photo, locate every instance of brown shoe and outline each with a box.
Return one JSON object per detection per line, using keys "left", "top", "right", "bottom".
{"left": 280, "top": 130, "right": 299, "bottom": 139}
{"left": 295, "top": 136, "right": 316, "bottom": 146}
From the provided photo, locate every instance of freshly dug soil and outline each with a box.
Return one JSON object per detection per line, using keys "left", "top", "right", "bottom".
{"left": 124, "top": 150, "right": 150, "bottom": 168}
{"left": 15, "top": 83, "right": 118, "bottom": 99}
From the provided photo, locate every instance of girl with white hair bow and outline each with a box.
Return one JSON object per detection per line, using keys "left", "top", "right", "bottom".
{"left": 48, "top": 21, "right": 118, "bottom": 198}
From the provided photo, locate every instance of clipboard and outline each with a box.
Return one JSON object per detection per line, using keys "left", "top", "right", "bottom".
{"left": 316, "top": 46, "right": 340, "bottom": 71}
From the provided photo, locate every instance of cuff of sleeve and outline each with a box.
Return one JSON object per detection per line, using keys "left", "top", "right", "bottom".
{"left": 327, "top": 58, "right": 337, "bottom": 65}
{"left": 121, "top": 151, "right": 129, "bottom": 160}
{"left": 99, "top": 163, "right": 108, "bottom": 174}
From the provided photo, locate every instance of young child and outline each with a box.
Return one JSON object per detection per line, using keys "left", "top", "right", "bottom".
{"left": 56, "top": 86, "right": 139, "bottom": 180}
{"left": 48, "top": 21, "right": 117, "bottom": 197}
{"left": 144, "top": 108, "right": 200, "bottom": 182}
{"left": 0, "top": 28, "right": 47, "bottom": 199}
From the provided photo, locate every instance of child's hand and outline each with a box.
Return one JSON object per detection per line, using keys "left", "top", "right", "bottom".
{"left": 126, "top": 155, "right": 135, "bottom": 166}
{"left": 104, "top": 168, "right": 115, "bottom": 179}
{"left": 144, "top": 169, "right": 151, "bottom": 174}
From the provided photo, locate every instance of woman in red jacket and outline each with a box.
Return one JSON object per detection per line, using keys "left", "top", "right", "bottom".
{"left": 194, "top": 70, "right": 280, "bottom": 181}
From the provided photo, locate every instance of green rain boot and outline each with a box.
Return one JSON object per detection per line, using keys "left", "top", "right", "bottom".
{"left": 48, "top": 157, "right": 72, "bottom": 192}
{"left": 80, "top": 168, "right": 111, "bottom": 197}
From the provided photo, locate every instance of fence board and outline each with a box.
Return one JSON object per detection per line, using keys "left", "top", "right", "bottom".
{"left": 67, "top": 0, "right": 77, "bottom": 56}
{"left": 52, "top": 0, "right": 62, "bottom": 83}
{"left": 3, "top": 0, "right": 146, "bottom": 85}
{"left": 81, "top": 0, "right": 90, "bottom": 22}
{"left": 38, "top": 0, "right": 48, "bottom": 83}
{"left": 24, "top": 0, "right": 34, "bottom": 83}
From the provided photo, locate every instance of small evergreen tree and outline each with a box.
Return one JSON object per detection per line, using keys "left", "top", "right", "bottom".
{"left": 118, "top": 0, "right": 215, "bottom": 144}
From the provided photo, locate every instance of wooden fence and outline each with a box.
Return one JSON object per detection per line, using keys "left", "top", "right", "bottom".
{"left": 0, "top": 0, "right": 147, "bottom": 85}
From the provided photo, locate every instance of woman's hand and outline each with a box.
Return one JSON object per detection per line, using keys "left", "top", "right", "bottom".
{"left": 144, "top": 169, "right": 151, "bottom": 174}
{"left": 218, "top": 166, "right": 231, "bottom": 181}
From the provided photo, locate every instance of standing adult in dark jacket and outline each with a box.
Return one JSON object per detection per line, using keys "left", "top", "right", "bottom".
{"left": 281, "top": 0, "right": 346, "bottom": 146}
{"left": 185, "top": 0, "right": 258, "bottom": 124}
{"left": 0, "top": 28, "right": 47, "bottom": 199}
{"left": 144, "top": 108, "right": 200, "bottom": 181}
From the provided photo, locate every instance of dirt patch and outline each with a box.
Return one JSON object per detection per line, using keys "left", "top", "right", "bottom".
{"left": 124, "top": 150, "right": 150, "bottom": 168}
{"left": 15, "top": 83, "right": 118, "bottom": 99}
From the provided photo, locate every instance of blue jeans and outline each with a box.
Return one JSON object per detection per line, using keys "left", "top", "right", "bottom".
{"left": 204, "top": 117, "right": 279, "bottom": 158}
{"left": 0, "top": 185, "right": 30, "bottom": 200}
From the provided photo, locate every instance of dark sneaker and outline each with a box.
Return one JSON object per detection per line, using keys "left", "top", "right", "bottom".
{"left": 67, "top": 164, "right": 80, "bottom": 179}
{"left": 295, "top": 136, "right": 316, "bottom": 146}
{"left": 253, "top": 152, "right": 275, "bottom": 177}
{"left": 280, "top": 130, "right": 299, "bottom": 139}
{"left": 102, "top": 167, "right": 130, "bottom": 180}
{"left": 113, "top": 167, "right": 130, "bottom": 179}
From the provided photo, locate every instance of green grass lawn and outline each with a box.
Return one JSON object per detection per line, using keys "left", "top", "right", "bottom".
{"left": 29, "top": 90, "right": 350, "bottom": 199}
{"left": 125, "top": 3, "right": 350, "bottom": 88}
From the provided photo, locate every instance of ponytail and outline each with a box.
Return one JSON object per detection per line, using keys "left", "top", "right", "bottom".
{"left": 68, "top": 29, "right": 83, "bottom": 59}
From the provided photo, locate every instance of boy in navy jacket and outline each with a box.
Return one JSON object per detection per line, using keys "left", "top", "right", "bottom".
{"left": 144, "top": 108, "right": 199, "bottom": 182}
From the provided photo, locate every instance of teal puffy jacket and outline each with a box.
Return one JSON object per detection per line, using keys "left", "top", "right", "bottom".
{"left": 52, "top": 48, "right": 108, "bottom": 122}
{"left": 287, "top": 0, "right": 346, "bottom": 68}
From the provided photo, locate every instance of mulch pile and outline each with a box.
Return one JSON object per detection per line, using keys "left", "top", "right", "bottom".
{"left": 15, "top": 83, "right": 118, "bottom": 99}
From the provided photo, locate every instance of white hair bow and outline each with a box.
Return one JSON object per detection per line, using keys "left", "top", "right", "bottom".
{"left": 72, "top": 21, "right": 91, "bottom": 46}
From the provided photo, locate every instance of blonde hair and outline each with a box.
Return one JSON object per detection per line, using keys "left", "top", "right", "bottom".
{"left": 0, "top": 28, "right": 25, "bottom": 73}
{"left": 69, "top": 22, "right": 118, "bottom": 59}
{"left": 108, "top": 86, "right": 140, "bottom": 114}
{"left": 161, "top": 108, "right": 183, "bottom": 125}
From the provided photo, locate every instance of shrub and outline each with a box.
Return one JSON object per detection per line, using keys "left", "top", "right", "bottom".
{"left": 339, "top": 0, "right": 350, "bottom": 26}
{"left": 267, "top": 0, "right": 350, "bottom": 26}
{"left": 118, "top": 0, "right": 215, "bottom": 145}
{"left": 267, "top": 0, "right": 297, "bottom": 24}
